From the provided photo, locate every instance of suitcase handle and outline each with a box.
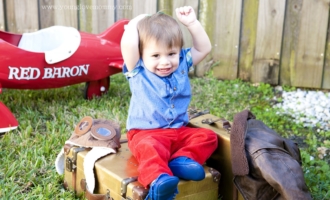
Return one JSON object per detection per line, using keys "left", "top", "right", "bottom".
{"left": 188, "top": 109, "right": 210, "bottom": 119}
{"left": 81, "top": 179, "right": 112, "bottom": 200}
{"left": 120, "top": 138, "right": 128, "bottom": 143}
{"left": 202, "top": 118, "right": 231, "bottom": 131}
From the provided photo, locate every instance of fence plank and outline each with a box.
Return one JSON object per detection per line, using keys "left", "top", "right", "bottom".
{"left": 172, "top": 0, "right": 198, "bottom": 49}
{"left": 238, "top": 0, "right": 258, "bottom": 81}
{"left": 132, "top": 0, "right": 156, "bottom": 17}
{"left": 78, "top": 0, "right": 92, "bottom": 32}
{"left": 170, "top": 0, "right": 201, "bottom": 76}
{"left": 92, "top": 0, "right": 115, "bottom": 33}
{"left": 280, "top": 0, "right": 302, "bottom": 86}
{"left": 195, "top": 0, "right": 215, "bottom": 76}
{"left": 292, "top": 0, "right": 329, "bottom": 88}
{"left": 115, "top": 0, "right": 133, "bottom": 21}
{"left": 323, "top": 14, "right": 330, "bottom": 89}
{"left": 115, "top": 0, "right": 158, "bottom": 23}
{"left": 53, "top": 0, "right": 78, "bottom": 28}
{"left": 251, "top": 0, "right": 285, "bottom": 85}
{"left": 40, "top": 0, "right": 78, "bottom": 28}
{"left": 79, "top": 0, "right": 115, "bottom": 33}
{"left": 5, "top": 0, "right": 39, "bottom": 33}
{"left": 39, "top": 0, "right": 55, "bottom": 28}
{"left": 212, "top": 0, "right": 242, "bottom": 80}
{"left": 158, "top": 0, "right": 173, "bottom": 15}
{"left": 0, "top": 0, "right": 4, "bottom": 30}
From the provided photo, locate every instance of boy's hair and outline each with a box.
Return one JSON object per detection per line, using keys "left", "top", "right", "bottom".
{"left": 137, "top": 12, "right": 184, "bottom": 56}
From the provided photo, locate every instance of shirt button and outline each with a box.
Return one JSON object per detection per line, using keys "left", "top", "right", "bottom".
{"left": 181, "top": 70, "right": 185, "bottom": 74}
{"left": 171, "top": 104, "right": 174, "bottom": 108}
{"left": 173, "top": 87, "right": 177, "bottom": 91}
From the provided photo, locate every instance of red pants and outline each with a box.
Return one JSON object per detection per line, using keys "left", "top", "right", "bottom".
{"left": 127, "top": 126, "right": 218, "bottom": 187}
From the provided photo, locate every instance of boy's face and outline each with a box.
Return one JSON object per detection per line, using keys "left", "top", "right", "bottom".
{"left": 142, "top": 39, "right": 180, "bottom": 77}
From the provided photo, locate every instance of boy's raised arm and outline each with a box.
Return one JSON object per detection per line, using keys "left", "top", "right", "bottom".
{"left": 175, "top": 6, "right": 212, "bottom": 65}
{"left": 121, "top": 14, "right": 147, "bottom": 72}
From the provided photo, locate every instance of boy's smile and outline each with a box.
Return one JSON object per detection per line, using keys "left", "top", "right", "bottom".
{"left": 142, "top": 39, "right": 180, "bottom": 77}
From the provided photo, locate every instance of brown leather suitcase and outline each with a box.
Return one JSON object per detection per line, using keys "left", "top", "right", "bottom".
{"left": 188, "top": 112, "right": 244, "bottom": 200}
{"left": 63, "top": 135, "right": 221, "bottom": 200}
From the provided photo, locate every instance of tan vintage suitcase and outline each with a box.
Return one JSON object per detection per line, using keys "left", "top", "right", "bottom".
{"left": 188, "top": 112, "right": 244, "bottom": 200}
{"left": 63, "top": 110, "right": 244, "bottom": 200}
{"left": 64, "top": 134, "right": 221, "bottom": 200}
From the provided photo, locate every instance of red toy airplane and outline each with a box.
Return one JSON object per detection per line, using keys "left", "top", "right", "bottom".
{"left": 0, "top": 19, "right": 129, "bottom": 133}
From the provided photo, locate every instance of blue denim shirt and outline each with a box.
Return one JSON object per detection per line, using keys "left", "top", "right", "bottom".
{"left": 123, "top": 48, "right": 193, "bottom": 131}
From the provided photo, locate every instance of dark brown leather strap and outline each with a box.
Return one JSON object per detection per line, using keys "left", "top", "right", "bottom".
{"left": 208, "top": 167, "right": 221, "bottom": 183}
{"left": 64, "top": 143, "right": 73, "bottom": 155}
{"left": 188, "top": 109, "right": 210, "bottom": 119}
{"left": 120, "top": 138, "right": 128, "bottom": 143}
{"left": 201, "top": 118, "right": 231, "bottom": 131}
{"left": 72, "top": 169, "right": 77, "bottom": 192}
{"left": 63, "top": 180, "right": 69, "bottom": 190}
{"left": 85, "top": 191, "right": 109, "bottom": 200}
{"left": 233, "top": 183, "right": 238, "bottom": 200}
{"left": 80, "top": 179, "right": 111, "bottom": 200}
{"left": 132, "top": 185, "right": 148, "bottom": 200}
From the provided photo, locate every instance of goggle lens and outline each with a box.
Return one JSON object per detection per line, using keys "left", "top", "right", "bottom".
{"left": 97, "top": 127, "right": 112, "bottom": 136}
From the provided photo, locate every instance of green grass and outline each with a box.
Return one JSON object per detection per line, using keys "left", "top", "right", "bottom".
{"left": 1, "top": 73, "right": 329, "bottom": 199}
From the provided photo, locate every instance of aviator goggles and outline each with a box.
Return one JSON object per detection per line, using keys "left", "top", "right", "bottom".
{"left": 74, "top": 116, "right": 116, "bottom": 141}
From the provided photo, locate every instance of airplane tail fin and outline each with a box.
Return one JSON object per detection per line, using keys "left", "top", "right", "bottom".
{"left": 0, "top": 102, "right": 18, "bottom": 133}
{"left": 98, "top": 19, "right": 129, "bottom": 45}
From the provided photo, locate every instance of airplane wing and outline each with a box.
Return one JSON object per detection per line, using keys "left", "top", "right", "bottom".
{"left": 0, "top": 102, "right": 18, "bottom": 133}
{"left": 109, "top": 61, "right": 124, "bottom": 70}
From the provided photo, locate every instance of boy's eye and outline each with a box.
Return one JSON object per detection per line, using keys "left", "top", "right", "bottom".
{"left": 152, "top": 54, "right": 159, "bottom": 58}
{"left": 169, "top": 53, "right": 176, "bottom": 56}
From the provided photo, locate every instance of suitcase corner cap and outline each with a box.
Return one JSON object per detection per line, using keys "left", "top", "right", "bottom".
{"left": 209, "top": 167, "right": 221, "bottom": 183}
{"left": 121, "top": 176, "right": 138, "bottom": 195}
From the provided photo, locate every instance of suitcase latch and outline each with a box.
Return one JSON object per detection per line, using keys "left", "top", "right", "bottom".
{"left": 65, "top": 147, "right": 85, "bottom": 172}
{"left": 66, "top": 157, "right": 74, "bottom": 172}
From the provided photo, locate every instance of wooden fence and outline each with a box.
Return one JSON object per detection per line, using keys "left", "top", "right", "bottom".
{"left": 1, "top": 0, "right": 330, "bottom": 89}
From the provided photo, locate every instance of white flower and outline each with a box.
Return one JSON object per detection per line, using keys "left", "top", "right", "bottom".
{"left": 274, "top": 89, "right": 330, "bottom": 130}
